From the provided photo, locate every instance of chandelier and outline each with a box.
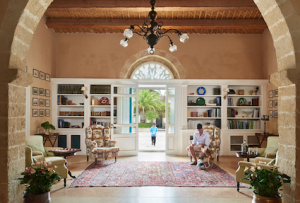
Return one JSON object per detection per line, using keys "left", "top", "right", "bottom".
{"left": 120, "top": 0, "right": 189, "bottom": 54}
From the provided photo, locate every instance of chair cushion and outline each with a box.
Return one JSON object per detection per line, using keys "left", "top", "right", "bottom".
{"left": 92, "top": 147, "right": 120, "bottom": 153}
{"left": 45, "top": 157, "right": 66, "bottom": 165}
{"left": 25, "top": 136, "right": 47, "bottom": 157}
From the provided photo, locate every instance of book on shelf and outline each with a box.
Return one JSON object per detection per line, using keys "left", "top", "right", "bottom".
{"left": 188, "top": 119, "right": 221, "bottom": 129}
{"left": 227, "top": 108, "right": 260, "bottom": 118}
{"left": 228, "top": 120, "right": 261, "bottom": 129}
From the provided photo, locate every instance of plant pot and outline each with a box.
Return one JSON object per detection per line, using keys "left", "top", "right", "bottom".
{"left": 44, "top": 129, "right": 51, "bottom": 135}
{"left": 252, "top": 192, "right": 281, "bottom": 203}
{"left": 24, "top": 191, "right": 51, "bottom": 203}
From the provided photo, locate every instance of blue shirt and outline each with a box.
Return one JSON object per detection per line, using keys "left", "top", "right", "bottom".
{"left": 192, "top": 130, "right": 210, "bottom": 147}
{"left": 150, "top": 127, "right": 158, "bottom": 137}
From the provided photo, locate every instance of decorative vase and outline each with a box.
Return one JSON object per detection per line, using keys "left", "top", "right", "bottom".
{"left": 44, "top": 129, "right": 51, "bottom": 135}
{"left": 24, "top": 191, "right": 51, "bottom": 203}
{"left": 252, "top": 192, "right": 281, "bottom": 203}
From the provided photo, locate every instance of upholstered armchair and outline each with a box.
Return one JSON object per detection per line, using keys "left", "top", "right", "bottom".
{"left": 85, "top": 125, "right": 120, "bottom": 163}
{"left": 25, "top": 136, "right": 68, "bottom": 186}
{"left": 186, "top": 125, "right": 221, "bottom": 162}
{"left": 236, "top": 151, "right": 278, "bottom": 191}
{"left": 247, "top": 136, "right": 279, "bottom": 162}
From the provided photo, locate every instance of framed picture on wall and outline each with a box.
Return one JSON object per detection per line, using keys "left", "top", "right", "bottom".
{"left": 274, "top": 89, "right": 278, "bottom": 97}
{"left": 45, "top": 89, "right": 50, "bottom": 97}
{"left": 269, "top": 90, "right": 273, "bottom": 98}
{"left": 39, "top": 99, "right": 44, "bottom": 107}
{"left": 274, "top": 100, "right": 278, "bottom": 108}
{"left": 269, "top": 110, "right": 273, "bottom": 118}
{"left": 45, "top": 74, "right": 50, "bottom": 82}
{"left": 40, "top": 71, "right": 45, "bottom": 80}
{"left": 32, "top": 98, "right": 38, "bottom": 106}
{"left": 274, "top": 110, "right": 278, "bottom": 118}
{"left": 45, "top": 99, "right": 50, "bottom": 107}
{"left": 32, "top": 109, "right": 38, "bottom": 117}
{"left": 269, "top": 100, "right": 273, "bottom": 108}
{"left": 39, "top": 109, "right": 44, "bottom": 117}
{"left": 39, "top": 88, "right": 44, "bottom": 96}
{"left": 45, "top": 109, "right": 50, "bottom": 117}
{"left": 32, "top": 87, "right": 38, "bottom": 95}
{"left": 33, "top": 69, "right": 39, "bottom": 78}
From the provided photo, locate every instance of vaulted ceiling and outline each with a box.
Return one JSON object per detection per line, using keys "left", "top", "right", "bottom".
{"left": 45, "top": 0, "right": 268, "bottom": 34}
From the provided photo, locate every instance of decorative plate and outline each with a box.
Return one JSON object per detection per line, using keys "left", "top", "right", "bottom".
{"left": 99, "top": 97, "right": 110, "bottom": 105}
{"left": 196, "top": 97, "right": 205, "bottom": 106}
{"left": 197, "top": 87, "right": 206, "bottom": 95}
{"left": 237, "top": 98, "right": 247, "bottom": 105}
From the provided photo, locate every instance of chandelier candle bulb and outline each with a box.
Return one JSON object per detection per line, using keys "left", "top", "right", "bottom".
{"left": 180, "top": 33, "right": 189, "bottom": 43}
{"left": 123, "top": 29, "right": 133, "bottom": 39}
{"left": 169, "top": 43, "right": 177, "bottom": 52}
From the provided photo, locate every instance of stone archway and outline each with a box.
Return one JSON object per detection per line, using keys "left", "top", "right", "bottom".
{"left": 0, "top": 0, "right": 300, "bottom": 202}
{"left": 119, "top": 49, "right": 186, "bottom": 79}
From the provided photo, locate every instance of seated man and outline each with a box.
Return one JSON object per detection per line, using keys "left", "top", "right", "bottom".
{"left": 189, "top": 123, "right": 213, "bottom": 166}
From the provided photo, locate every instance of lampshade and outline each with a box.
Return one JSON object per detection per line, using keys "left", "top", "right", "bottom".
{"left": 180, "top": 33, "right": 189, "bottom": 43}
{"left": 169, "top": 43, "right": 177, "bottom": 52}
{"left": 120, "top": 39, "right": 128, "bottom": 47}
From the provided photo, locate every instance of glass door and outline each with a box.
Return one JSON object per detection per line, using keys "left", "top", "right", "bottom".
{"left": 111, "top": 84, "right": 139, "bottom": 156}
{"left": 165, "top": 86, "right": 177, "bottom": 154}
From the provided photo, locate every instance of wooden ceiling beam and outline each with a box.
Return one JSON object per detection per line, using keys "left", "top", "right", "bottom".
{"left": 48, "top": 0, "right": 257, "bottom": 9}
{"left": 46, "top": 18, "right": 268, "bottom": 30}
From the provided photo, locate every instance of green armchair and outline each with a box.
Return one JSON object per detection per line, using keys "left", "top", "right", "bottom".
{"left": 247, "top": 136, "right": 278, "bottom": 162}
{"left": 236, "top": 151, "right": 278, "bottom": 191}
{"left": 25, "top": 136, "right": 68, "bottom": 186}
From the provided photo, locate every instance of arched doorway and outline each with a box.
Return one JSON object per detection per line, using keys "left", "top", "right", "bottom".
{"left": 1, "top": 0, "right": 300, "bottom": 202}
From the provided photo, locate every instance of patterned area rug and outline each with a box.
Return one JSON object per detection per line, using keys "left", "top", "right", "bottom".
{"left": 70, "top": 161, "right": 240, "bottom": 187}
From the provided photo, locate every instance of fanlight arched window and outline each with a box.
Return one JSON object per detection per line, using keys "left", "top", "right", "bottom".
{"left": 131, "top": 62, "right": 173, "bottom": 80}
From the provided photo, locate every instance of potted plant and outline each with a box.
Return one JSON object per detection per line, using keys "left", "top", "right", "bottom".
{"left": 41, "top": 121, "right": 55, "bottom": 135}
{"left": 243, "top": 162, "right": 291, "bottom": 203}
{"left": 19, "top": 161, "right": 60, "bottom": 203}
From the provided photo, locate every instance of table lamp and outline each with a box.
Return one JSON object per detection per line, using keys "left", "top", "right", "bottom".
{"left": 261, "top": 115, "right": 269, "bottom": 135}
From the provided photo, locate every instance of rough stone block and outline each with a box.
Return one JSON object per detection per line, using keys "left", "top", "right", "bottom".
{"left": 7, "top": 147, "right": 18, "bottom": 163}
{"left": 8, "top": 54, "right": 25, "bottom": 71}
{"left": 278, "top": 112, "right": 296, "bottom": 127}
{"left": 8, "top": 84, "right": 26, "bottom": 104}
{"left": 14, "top": 24, "right": 34, "bottom": 47}
{"left": 8, "top": 103, "right": 26, "bottom": 118}
{"left": 8, "top": 159, "right": 25, "bottom": 182}
{"left": 277, "top": 52, "right": 297, "bottom": 72}
{"left": 8, "top": 131, "right": 25, "bottom": 147}
{"left": 10, "top": 39, "right": 29, "bottom": 62}
{"left": 274, "top": 36, "right": 295, "bottom": 63}
{"left": 278, "top": 126, "right": 296, "bottom": 145}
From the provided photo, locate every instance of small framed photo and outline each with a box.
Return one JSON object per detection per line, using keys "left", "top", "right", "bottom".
{"left": 269, "top": 100, "right": 273, "bottom": 108}
{"left": 32, "top": 109, "right": 38, "bottom": 117}
{"left": 39, "top": 99, "right": 44, "bottom": 107}
{"left": 39, "top": 109, "right": 44, "bottom": 117}
{"left": 39, "top": 88, "right": 44, "bottom": 96}
{"left": 45, "top": 74, "right": 50, "bottom": 82}
{"left": 269, "top": 110, "right": 273, "bottom": 118}
{"left": 40, "top": 71, "right": 45, "bottom": 80}
{"left": 274, "top": 89, "right": 278, "bottom": 97}
{"left": 45, "top": 89, "right": 50, "bottom": 97}
{"left": 45, "top": 109, "right": 50, "bottom": 117}
{"left": 33, "top": 69, "right": 39, "bottom": 78}
{"left": 32, "top": 87, "right": 38, "bottom": 95}
{"left": 274, "top": 110, "right": 278, "bottom": 118}
{"left": 46, "top": 99, "right": 50, "bottom": 107}
{"left": 269, "top": 90, "right": 273, "bottom": 98}
{"left": 274, "top": 100, "right": 278, "bottom": 108}
{"left": 32, "top": 98, "right": 38, "bottom": 106}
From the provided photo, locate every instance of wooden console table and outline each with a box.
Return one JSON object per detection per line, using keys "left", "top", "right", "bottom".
{"left": 34, "top": 133, "right": 59, "bottom": 147}
{"left": 255, "top": 133, "right": 279, "bottom": 148}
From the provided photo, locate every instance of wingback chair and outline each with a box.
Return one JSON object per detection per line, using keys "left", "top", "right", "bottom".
{"left": 186, "top": 125, "right": 221, "bottom": 162}
{"left": 236, "top": 151, "right": 278, "bottom": 191}
{"left": 25, "top": 136, "right": 68, "bottom": 186}
{"left": 85, "top": 125, "right": 120, "bottom": 163}
{"left": 247, "top": 136, "right": 279, "bottom": 162}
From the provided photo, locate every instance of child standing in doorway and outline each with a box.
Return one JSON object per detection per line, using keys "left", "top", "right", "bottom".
{"left": 150, "top": 123, "right": 158, "bottom": 146}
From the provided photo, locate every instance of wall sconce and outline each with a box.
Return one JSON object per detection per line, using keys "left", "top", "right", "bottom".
{"left": 81, "top": 87, "right": 88, "bottom": 99}
{"left": 223, "top": 88, "right": 229, "bottom": 100}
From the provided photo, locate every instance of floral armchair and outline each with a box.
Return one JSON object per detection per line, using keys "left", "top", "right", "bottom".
{"left": 85, "top": 125, "right": 120, "bottom": 163}
{"left": 186, "top": 125, "right": 221, "bottom": 163}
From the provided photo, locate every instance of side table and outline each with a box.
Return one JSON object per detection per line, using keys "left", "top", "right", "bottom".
{"left": 48, "top": 148, "right": 81, "bottom": 187}
{"left": 34, "top": 133, "right": 59, "bottom": 147}
{"left": 236, "top": 152, "right": 260, "bottom": 162}
{"left": 255, "top": 133, "right": 279, "bottom": 148}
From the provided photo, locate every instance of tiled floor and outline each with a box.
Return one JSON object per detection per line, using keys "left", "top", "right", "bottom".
{"left": 139, "top": 130, "right": 166, "bottom": 151}
{"left": 50, "top": 153, "right": 253, "bottom": 203}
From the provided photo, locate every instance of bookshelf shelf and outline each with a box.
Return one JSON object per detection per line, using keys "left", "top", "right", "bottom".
{"left": 227, "top": 106, "right": 261, "bottom": 108}
{"left": 91, "top": 105, "right": 116, "bottom": 108}
{"left": 228, "top": 95, "right": 261, "bottom": 97}
{"left": 187, "top": 95, "right": 221, "bottom": 97}
{"left": 187, "top": 106, "right": 221, "bottom": 108}
{"left": 90, "top": 94, "right": 111, "bottom": 96}
{"left": 90, "top": 116, "right": 117, "bottom": 118}
{"left": 228, "top": 117, "right": 260, "bottom": 119}
{"left": 58, "top": 105, "right": 84, "bottom": 107}
{"left": 57, "top": 94, "right": 82, "bottom": 96}
{"left": 58, "top": 116, "right": 84, "bottom": 118}
{"left": 187, "top": 117, "right": 221, "bottom": 119}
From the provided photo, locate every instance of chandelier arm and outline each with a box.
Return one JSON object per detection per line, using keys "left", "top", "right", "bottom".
{"left": 159, "top": 29, "right": 182, "bottom": 35}
{"left": 132, "top": 24, "right": 149, "bottom": 33}
{"left": 159, "top": 34, "right": 173, "bottom": 42}
{"left": 133, "top": 31, "right": 147, "bottom": 37}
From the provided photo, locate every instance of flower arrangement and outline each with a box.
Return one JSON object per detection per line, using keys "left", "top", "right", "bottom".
{"left": 243, "top": 162, "right": 291, "bottom": 197}
{"left": 19, "top": 161, "right": 61, "bottom": 195}
{"left": 41, "top": 121, "right": 55, "bottom": 135}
